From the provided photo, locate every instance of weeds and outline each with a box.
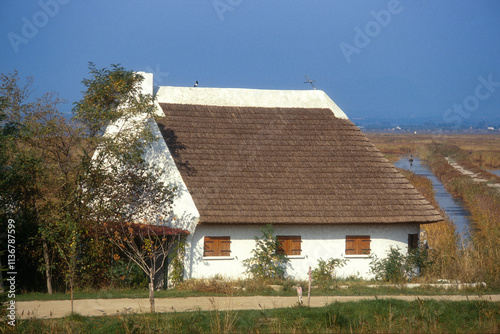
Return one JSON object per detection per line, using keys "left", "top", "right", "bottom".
{"left": 208, "top": 297, "right": 238, "bottom": 334}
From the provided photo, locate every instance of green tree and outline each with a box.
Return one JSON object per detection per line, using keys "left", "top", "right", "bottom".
{"left": 0, "top": 72, "right": 54, "bottom": 293}
{"left": 73, "top": 63, "right": 180, "bottom": 312}
{"left": 243, "top": 225, "right": 290, "bottom": 280}
{"left": 1, "top": 65, "right": 180, "bottom": 313}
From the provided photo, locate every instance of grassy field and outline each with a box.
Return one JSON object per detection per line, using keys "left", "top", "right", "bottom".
{"left": 8, "top": 299, "right": 499, "bottom": 333}
{"left": 366, "top": 133, "right": 500, "bottom": 167}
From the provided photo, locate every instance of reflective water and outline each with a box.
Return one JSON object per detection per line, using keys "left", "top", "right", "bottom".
{"left": 487, "top": 169, "right": 500, "bottom": 177}
{"left": 394, "top": 156, "right": 471, "bottom": 240}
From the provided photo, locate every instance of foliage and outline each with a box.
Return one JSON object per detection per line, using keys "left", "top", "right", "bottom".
{"left": 0, "top": 71, "right": 59, "bottom": 291}
{"left": 370, "top": 246, "right": 430, "bottom": 283}
{"left": 243, "top": 225, "right": 290, "bottom": 280}
{"left": 109, "top": 259, "right": 148, "bottom": 289}
{"left": 169, "top": 235, "right": 187, "bottom": 287}
{"left": 72, "top": 63, "right": 181, "bottom": 312}
{"left": 311, "top": 257, "right": 347, "bottom": 286}
{"left": 0, "top": 64, "right": 180, "bottom": 301}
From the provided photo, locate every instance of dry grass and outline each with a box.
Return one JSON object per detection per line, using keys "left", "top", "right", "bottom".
{"left": 367, "top": 133, "right": 500, "bottom": 167}
{"left": 385, "top": 134, "right": 499, "bottom": 288}
{"left": 175, "top": 277, "right": 237, "bottom": 295}
{"left": 208, "top": 297, "right": 238, "bottom": 334}
{"left": 398, "top": 168, "right": 459, "bottom": 280}
{"left": 417, "top": 142, "right": 500, "bottom": 287}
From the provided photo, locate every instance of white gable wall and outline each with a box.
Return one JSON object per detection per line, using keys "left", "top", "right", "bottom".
{"left": 142, "top": 120, "right": 200, "bottom": 233}
{"left": 185, "top": 223, "right": 419, "bottom": 280}
{"left": 155, "top": 86, "right": 348, "bottom": 119}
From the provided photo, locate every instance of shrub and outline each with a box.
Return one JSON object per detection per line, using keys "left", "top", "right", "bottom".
{"left": 243, "top": 225, "right": 290, "bottom": 280}
{"left": 110, "top": 260, "right": 147, "bottom": 288}
{"left": 311, "top": 258, "right": 347, "bottom": 286}
{"left": 370, "top": 246, "right": 430, "bottom": 283}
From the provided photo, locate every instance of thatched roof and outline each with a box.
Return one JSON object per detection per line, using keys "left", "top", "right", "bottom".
{"left": 156, "top": 103, "right": 442, "bottom": 225}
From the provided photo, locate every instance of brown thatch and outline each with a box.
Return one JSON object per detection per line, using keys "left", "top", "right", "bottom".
{"left": 156, "top": 103, "right": 442, "bottom": 225}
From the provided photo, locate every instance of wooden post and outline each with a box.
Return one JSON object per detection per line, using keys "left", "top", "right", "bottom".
{"left": 307, "top": 267, "right": 311, "bottom": 306}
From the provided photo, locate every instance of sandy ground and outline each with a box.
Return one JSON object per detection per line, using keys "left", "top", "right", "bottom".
{"left": 16, "top": 294, "right": 500, "bottom": 319}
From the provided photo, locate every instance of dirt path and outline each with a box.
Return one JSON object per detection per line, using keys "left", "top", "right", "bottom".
{"left": 16, "top": 295, "right": 500, "bottom": 319}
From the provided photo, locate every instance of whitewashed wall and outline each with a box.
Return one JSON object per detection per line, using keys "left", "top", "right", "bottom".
{"left": 184, "top": 223, "right": 420, "bottom": 280}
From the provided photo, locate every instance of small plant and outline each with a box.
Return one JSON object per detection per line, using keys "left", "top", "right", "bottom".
{"left": 311, "top": 257, "right": 348, "bottom": 287}
{"left": 243, "top": 225, "right": 290, "bottom": 280}
{"left": 169, "top": 235, "right": 187, "bottom": 287}
{"left": 370, "top": 246, "right": 430, "bottom": 283}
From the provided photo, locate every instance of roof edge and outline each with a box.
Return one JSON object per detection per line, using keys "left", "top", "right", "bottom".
{"left": 154, "top": 85, "right": 349, "bottom": 119}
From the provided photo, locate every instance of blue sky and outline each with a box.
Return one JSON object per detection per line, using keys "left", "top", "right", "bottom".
{"left": 1, "top": 1, "right": 499, "bottom": 126}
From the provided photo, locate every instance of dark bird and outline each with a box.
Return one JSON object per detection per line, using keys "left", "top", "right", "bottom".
{"left": 194, "top": 81, "right": 198, "bottom": 87}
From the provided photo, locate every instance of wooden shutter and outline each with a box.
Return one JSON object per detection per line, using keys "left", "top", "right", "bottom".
{"left": 204, "top": 236, "right": 231, "bottom": 256}
{"left": 277, "top": 236, "right": 286, "bottom": 255}
{"left": 345, "top": 237, "right": 357, "bottom": 255}
{"left": 289, "top": 236, "right": 302, "bottom": 255}
{"left": 346, "top": 235, "right": 370, "bottom": 255}
{"left": 360, "top": 236, "right": 371, "bottom": 255}
{"left": 277, "top": 236, "right": 301, "bottom": 256}
{"left": 204, "top": 237, "right": 216, "bottom": 256}
{"left": 220, "top": 237, "right": 231, "bottom": 256}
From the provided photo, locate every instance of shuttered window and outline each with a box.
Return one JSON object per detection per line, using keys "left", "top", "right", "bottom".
{"left": 204, "top": 236, "right": 231, "bottom": 257}
{"left": 408, "top": 234, "right": 419, "bottom": 250}
{"left": 277, "top": 236, "right": 302, "bottom": 256}
{"left": 345, "top": 235, "right": 371, "bottom": 255}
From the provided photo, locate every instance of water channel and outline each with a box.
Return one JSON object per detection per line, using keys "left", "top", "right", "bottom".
{"left": 486, "top": 169, "right": 500, "bottom": 177}
{"left": 393, "top": 156, "right": 471, "bottom": 241}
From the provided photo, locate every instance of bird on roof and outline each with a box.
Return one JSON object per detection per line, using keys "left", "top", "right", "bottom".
{"left": 194, "top": 81, "right": 198, "bottom": 87}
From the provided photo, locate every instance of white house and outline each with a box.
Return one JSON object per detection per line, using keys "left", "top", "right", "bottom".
{"left": 125, "top": 72, "right": 442, "bottom": 280}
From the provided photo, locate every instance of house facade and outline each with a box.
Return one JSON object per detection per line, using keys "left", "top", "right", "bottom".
{"left": 133, "top": 72, "right": 442, "bottom": 280}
